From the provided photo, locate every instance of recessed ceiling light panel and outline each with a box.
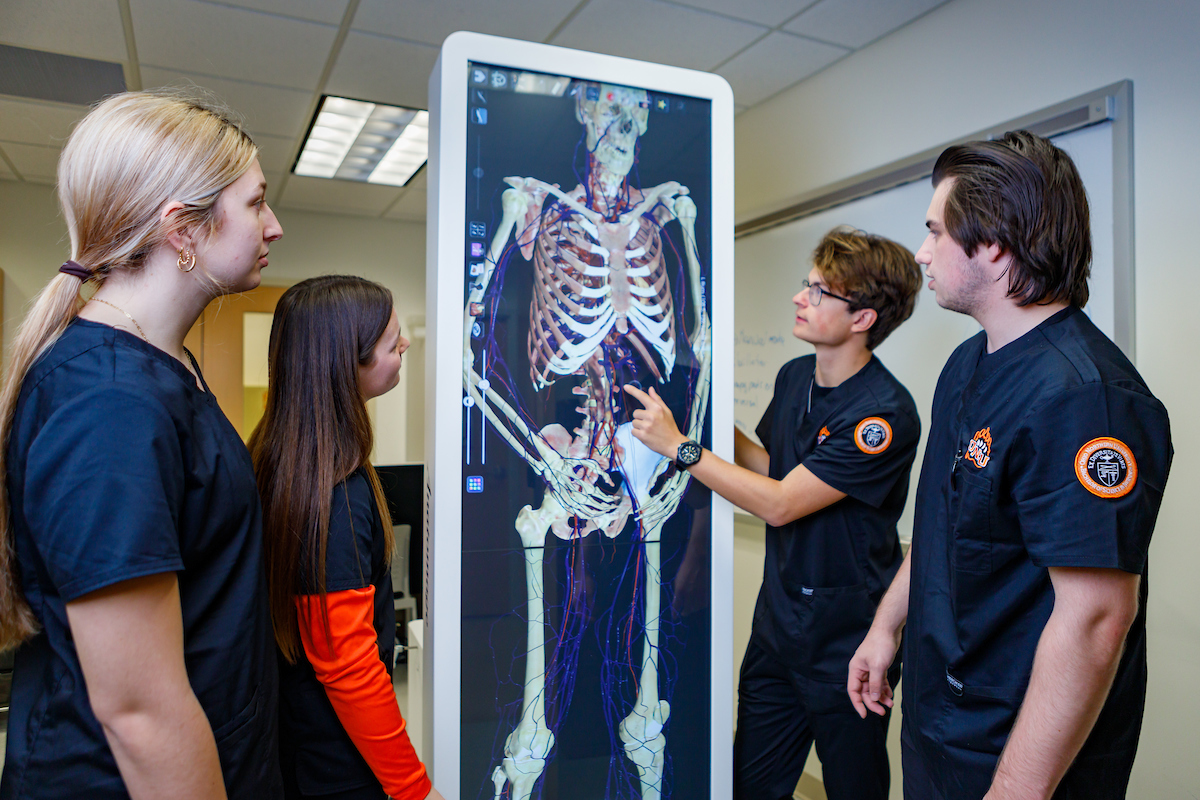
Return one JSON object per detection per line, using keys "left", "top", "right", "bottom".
{"left": 293, "top": 96, "right": 427, "bottom": 187}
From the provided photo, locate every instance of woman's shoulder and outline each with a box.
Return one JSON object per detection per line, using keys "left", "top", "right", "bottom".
{"left": 329, "top": 468, "right": 378, "bottom": 536}
{"left": 25, "top": 320, "right": 196, "bottom": 409}
{"left": 332, "top": 468, "right": 373, "bottom": 505}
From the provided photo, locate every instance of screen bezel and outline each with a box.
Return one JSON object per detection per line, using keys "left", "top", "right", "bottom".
{"left": 427, "top": 31, "right": 734, "bottom": 798}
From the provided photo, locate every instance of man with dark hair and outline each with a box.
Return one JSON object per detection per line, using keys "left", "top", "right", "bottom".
{"left": 848, "top": 131, "right": 1173, "bottom": 799}
{"left": 626, "top": 225, "right": 923, "bottom": 799}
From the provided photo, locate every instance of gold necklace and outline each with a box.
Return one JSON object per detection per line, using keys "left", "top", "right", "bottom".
{"left": 90, "top": 298, "right": 148, "bottom": 343}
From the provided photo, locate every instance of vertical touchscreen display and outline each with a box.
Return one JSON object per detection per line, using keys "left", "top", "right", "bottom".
{"left": 458, "top": 61, "right": 714, "bottom": 799}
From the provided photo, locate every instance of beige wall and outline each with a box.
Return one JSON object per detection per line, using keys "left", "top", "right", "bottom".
{"left": 733, "top": 0, "right": 1200, "bottom": 795}
{"left": 0, "top": 184, "right": 425, "bottom": 465}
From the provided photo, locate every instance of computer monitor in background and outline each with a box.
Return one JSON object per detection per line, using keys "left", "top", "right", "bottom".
{"left": 375, "top": 463, "right": 423, "bottom": 617}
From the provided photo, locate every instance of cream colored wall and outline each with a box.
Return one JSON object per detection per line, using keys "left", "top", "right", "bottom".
{"left": 0, "top": 182, "right": 425, "bottom": 465}
{"left": 261, "top": 208, "right": 425, "bottom": 466}
{"left": 734, "top": 0, "right": 1200, "bottom": 796}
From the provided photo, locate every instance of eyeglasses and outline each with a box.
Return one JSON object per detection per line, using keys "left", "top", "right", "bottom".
{"left": 800, "top": 279, "right": 854, "bottom": 306}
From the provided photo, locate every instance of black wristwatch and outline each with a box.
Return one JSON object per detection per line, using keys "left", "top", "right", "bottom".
{"left": 675, "top": 439, "right": 703, "bottom": 469}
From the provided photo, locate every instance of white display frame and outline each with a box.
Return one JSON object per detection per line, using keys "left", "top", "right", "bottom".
{"left": 426, "top": 31, "right": 734, "bottom": 799}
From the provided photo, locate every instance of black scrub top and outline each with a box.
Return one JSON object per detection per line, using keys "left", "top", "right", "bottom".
{"left": 905, "top": 308, "right": 1172, "bottom": 798}
{"left": 278, "top": 468, "right": 395, "bottom": 796}
{"left": 1, "top": 319, "right": 282, "bottom": 800}
{"left": 753, "top": 354, "right": 920, "bottom": 681}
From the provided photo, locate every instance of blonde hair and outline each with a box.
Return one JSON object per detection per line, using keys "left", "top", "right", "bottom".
{"left": 0, "top": 90, "right": 259, "bottom": 648}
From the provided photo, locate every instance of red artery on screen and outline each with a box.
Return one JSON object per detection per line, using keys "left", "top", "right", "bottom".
{"left": 296, "top": 587, "right": 432, "bottom": 800}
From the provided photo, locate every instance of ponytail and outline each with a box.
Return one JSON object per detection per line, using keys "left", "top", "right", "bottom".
{"left": 0, "top": 89, "right": 259, "bottom": 650}
{"left": 0, "top": 273, "right": 89, "bottom": 647}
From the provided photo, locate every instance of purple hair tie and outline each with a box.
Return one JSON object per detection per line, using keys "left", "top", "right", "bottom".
{"left": 59, "top": 260, "right": 94, "bottom": 280}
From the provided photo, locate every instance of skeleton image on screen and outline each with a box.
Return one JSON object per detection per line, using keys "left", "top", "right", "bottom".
{"left": 461, "top": 78, "right": 711, "bottom": 799}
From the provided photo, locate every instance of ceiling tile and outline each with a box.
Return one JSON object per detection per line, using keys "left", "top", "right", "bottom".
{"left": 139, "top": 67, "right": 314, "bottom": 140}
{"left": 130, "top": 0, "right": 338, "bottom": 91}
{"left": 0, "top": 0, "right": 128, "bottom": 63}
{"left": 383, "top": 186, "right": 426, "bottom": 221}
{"left": 352, "top": 0, "right": 581, "bottom": 47}
{"left": 717, "top": 30, "right": 846, "bottom": 106}
{"left": 667, "top": 0, "right": 816, "bottom": 27}
{"left": 279, "top": 174, "right": 405, "bottom": 216}
{"left": 551, "top": 0, "right": 767, "bottom": 72}
{"left": 784, "top": 0, "right": 948, "bottom": 49}
{"left": 0, "top": 145, "right": 17, "bottom": 180}
{"left": 214, "top": 0, "right": 350, "bottom": 25}
{"left": 2, "top": 142, "right": 61, "bottom": 182}
{"left": 0, "top": 98, "right": 86, "bottom": 146}
{"left": 252, "top": 133, "right": 296, "bottom": 175}
{"left": 405, "top": 170, "right": 427, "bottom": 191}
{"left": 325, "top": 32, "right": 440, "bottom": 109}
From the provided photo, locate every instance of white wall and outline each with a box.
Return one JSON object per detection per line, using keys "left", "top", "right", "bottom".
{"left": 263, "top": 207, "right": 426, "bottom": 465}
{"left": 0, "top": 182, "right": 425, "bottom": 465}
{"left": 733, "top": 0, "right": 1200, "bottom": 796}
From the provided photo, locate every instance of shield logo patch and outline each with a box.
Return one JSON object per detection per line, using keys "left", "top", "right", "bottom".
{"left": 1075, "top": 437, "right": 1138, "bottom": 498}
{"left": 854, "top": 417, "right": 892, "bottom": 455}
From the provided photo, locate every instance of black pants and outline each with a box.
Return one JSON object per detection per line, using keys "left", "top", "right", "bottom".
{"left": 734, "top": 638, "right": 895, "bottom": 800}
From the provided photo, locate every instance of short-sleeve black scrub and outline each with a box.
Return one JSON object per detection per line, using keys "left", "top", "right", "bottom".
{"left": 1, "top": 319, "right": 282, "bottom": 800}
{"left": 278, "top": 468, "right": 395, "bottom": 799}
{"left": 903, "top": 308, "right": 1172, "bottom": 799}
{"left": 735, "top": 354, "right": 920, "bottom": 800}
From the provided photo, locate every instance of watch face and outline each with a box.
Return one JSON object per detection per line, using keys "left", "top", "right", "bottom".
{"left": 678, "top": 440, "right": 702, "bottom": 466}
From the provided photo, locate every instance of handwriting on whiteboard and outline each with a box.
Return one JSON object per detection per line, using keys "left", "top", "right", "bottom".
{"left": 734, "top": 329, "right": 796, "bottom": 433}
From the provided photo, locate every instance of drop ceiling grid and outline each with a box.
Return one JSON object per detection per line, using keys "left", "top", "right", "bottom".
{"left": 784, "top": 0, "right": 953, "bottom": 48}
{"left": 551, "top": 0, "right": 769, "bottom": 71}
{"left": 324, "top": 31, "right": 441, "bottom": 110}
{"left": 0, "top": 0, "right": 960, "bottom": 219}
{"left": 1, "top": 142, "right": 62, "bottom": 184}
{"left": 281, "top": 174, "right": 405, "bottom": 216}
{"left": 666, "top": 0, "right": 821, "bottom": 27}
{"left": 383, "top": 186, "right": 427, "bottom": 222}
{"left": 205, "top": 0, "right": 352, "bottom": 26}
{"left": 717, "top": 30, "right": 848, "bottom": 106}
{"left": 0, "top": 0, "right": 129, "bottom": 63}
{"left": 128, "top": 0, "right": 340, "bottom": 92}
{"left": 0, "top": 97, "right": 87, "bottom": 147}
{"left": 350, "top": 0, "right": 585, "bottom": 47}
{"left": 138, "top": 66, "right": 315, "bottom": 141}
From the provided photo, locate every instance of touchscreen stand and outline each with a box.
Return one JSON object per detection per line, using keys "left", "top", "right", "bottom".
{"left": 428, "top": 33, "right": 733, "bottom": 800}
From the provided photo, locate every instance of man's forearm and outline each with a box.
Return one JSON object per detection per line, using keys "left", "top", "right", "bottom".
{"left": 733, "top": 427, "right": 770, "bottom": 476}
{"left": 871, "top": 550, "right": 910, "bottom": 637}
{"left": 985, "top": 569, "right": 1139, "bottom": 800}
{"left": 847, "top": 551, "right": 910, "bottom": 717}
{"left": 687, "top": 448, "right": 844, "bottom": 526}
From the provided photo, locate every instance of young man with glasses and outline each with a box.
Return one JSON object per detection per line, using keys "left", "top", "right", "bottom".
{"left": 848, "top": 132, "right": 1172, "bottom": 799}
{"left": 625, "top": 225, "right": 923, "bottom": 799}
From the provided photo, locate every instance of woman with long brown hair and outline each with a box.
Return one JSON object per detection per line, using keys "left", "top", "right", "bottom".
{"left": 249, "top": 276, "right": 443, "bottom": 800}
{"left": 0, "top": 91, "right": 283, "bottom": 798}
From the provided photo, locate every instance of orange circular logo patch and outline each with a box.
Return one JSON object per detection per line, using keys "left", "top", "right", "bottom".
{"left": 855, "top": 417, "right": 892, "bottom": 454}
{"left": 1075, "top": 437, "right": 1138, "bottom": 498}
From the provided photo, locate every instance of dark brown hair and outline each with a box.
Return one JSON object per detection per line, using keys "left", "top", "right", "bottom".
{"left": 812, "top": 225, "right": 922, "bottom": 350}
{"left": 248, "top": 275, "right": 396, "bottom": 663}
{"left": 931, "top": 130, "right": 1092, "bottom": 308}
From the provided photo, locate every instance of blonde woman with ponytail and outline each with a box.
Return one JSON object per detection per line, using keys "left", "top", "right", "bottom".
{"left": 0, "top": 92, "right": 283, "bottom": 800}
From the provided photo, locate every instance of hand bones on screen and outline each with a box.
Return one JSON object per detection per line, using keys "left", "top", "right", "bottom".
{"left": 462, "top": 81, "right": 710, "bottom": 800}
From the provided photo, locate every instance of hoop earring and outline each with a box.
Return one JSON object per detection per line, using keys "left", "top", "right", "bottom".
{"left": 177, "top": 247, "right": 196, "bottom": 273}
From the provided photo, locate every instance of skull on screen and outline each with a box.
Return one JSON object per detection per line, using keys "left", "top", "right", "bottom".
{"left": 575, "top": 83, "right": 650, "bottom": 178}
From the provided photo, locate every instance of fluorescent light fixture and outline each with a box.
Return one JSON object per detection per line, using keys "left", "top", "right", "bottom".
{"left": 293, "top": 95, "right": 427, "bottom": 187}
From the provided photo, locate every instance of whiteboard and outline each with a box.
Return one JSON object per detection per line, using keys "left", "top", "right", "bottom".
{"left": 733, "top": 121, "right": 1118, "bottom": 540}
